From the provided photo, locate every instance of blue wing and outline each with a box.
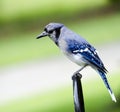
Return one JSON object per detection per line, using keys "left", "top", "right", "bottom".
{"left": 67, "top": 39, "right": 107, "bottom": 73}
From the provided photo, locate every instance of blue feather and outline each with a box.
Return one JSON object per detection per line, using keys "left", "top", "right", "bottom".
{"left": 98, "top": 70, "right": 112, "bottom": 92}
{"left": 67, "top": 39, "right": 107, "bottom": 73}
{"left": 98, "top": 69, "right": 116, "bottom": 102}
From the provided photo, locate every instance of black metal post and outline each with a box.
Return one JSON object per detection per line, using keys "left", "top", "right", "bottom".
{"left": 72, "top": 73, "right": 85, "bottom": 112}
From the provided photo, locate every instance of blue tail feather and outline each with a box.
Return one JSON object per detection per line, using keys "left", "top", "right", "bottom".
{"left": 97, "top": 69, "right": 116, "bottom": 102}
{"left": 98, "top": 70, "right": 112, "bottom": 93}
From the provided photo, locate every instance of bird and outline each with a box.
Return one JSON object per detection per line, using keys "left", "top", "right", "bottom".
{"left": 36, "top": 22, "right": 116, "bottom": 102}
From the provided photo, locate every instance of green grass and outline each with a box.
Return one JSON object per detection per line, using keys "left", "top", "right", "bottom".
{"left": 0, "top": 12, "right": 120, "bottom": 66}
{"left": 0, "top": 71, "right": 119, "bottom": 112}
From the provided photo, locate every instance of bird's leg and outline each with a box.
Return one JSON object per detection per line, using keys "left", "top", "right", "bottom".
{"left": 72, "top": 65, "right": 87, "bottom": 79}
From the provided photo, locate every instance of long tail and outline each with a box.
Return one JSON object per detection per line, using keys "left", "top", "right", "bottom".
{"left": 97, "top": 69, "right": 116, "bottom": 102}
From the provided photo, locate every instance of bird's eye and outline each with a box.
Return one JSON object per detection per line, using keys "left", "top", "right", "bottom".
{"left": 48, "top": 30, "right": 53, "bottom": 33}
{"left": 44, "top": 28, "right": 47, "bottom": 32}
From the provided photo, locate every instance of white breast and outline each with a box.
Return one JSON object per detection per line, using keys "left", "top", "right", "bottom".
{"left": 65, "top": 52, "right": 86, "bottom": 66}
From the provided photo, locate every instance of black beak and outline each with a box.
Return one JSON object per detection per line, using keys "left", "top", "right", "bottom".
{"left": 36, "top": 31, "right": 48, "bottom": 39}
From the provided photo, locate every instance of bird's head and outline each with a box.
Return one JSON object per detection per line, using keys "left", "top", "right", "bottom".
{"left": 36, "top": 23, "right": 64, "bottom": 45}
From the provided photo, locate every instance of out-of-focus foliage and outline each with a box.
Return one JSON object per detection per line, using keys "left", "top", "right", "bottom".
{"left": 0, "top": 0, "right": 120, "bottom": 33}
{"left": 0, "top": 0, "right": 108, "bottom": 26}
{"left": 109, "top": 0, "right": 120, "bottom": 4}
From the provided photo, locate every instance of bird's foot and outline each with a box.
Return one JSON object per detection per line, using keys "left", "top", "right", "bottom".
{"left": 72, "top": 65, "right": 87, "bottom": 79}
{"left": 72, "top": 72, "right": 82, "bottom": 80}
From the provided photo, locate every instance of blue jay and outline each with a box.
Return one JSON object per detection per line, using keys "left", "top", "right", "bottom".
{"left": 37, "top": 23, "right": 116, "bottom": 102}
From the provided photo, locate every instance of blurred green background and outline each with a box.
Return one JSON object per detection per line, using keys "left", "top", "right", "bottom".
{"left": 0, "top": 0, "right": 120, "bottom": 112}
